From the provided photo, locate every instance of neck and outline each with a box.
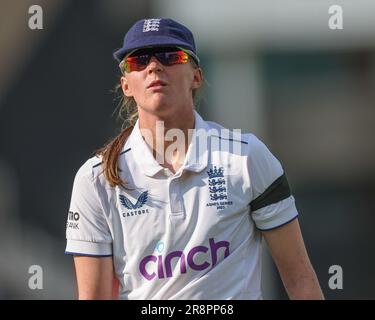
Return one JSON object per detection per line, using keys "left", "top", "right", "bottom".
{"left": 138, "top": 106, "right": 195, "bottom": 173}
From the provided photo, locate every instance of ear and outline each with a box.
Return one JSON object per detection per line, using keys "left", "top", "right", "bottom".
{"left": 192, "top": 68, "right": 203, "bottom": 90}
{"left": 121, "top": 76, "right": 133, "bottom": 97}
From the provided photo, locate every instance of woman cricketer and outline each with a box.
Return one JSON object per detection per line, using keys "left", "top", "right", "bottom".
{"left": 65, "top": 18, "right": 324, "bottom": 300}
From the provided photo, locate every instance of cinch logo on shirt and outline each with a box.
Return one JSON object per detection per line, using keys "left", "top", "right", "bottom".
{"left": 139, "top": 238, "right": 230, "bottom": 281}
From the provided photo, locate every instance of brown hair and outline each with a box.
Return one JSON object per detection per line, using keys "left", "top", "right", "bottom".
{"left": 97, "top": 61, "right": 204, "bottom": 187}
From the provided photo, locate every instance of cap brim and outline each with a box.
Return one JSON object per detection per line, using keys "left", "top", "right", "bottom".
{"left": 113, "top": 35, "right": 195, "bottom": 62}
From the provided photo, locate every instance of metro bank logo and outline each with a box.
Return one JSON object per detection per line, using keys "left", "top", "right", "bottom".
{"left": 139, "top": 238, "right": 230, "bottom": 281}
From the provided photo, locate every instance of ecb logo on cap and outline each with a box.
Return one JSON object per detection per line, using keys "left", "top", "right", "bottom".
{"left": 143, "top": 19, "right": 161, "bottom": 32}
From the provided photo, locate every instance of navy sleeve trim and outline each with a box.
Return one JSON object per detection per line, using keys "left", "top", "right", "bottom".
{"left": 92, "top": 147, "right": 131, "bottom": 168}
{"left": 250, "top": 172, "right": 291, "bottom": 212}
{"left": 92, "top": 162, "right": 102, "bottom": 168}
{"left": 211, "top": 135, "right": 248, "bottom": 144}
{"left": 120, "top": 147, "right": 131, "bottom": 155}
{"left": 65, "top": 251, "right": 113, "bottom": 258}
{"left": 256, "top": 215, "right": 298, "bottom": 232}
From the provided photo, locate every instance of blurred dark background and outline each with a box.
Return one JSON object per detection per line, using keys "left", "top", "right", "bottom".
{"left": 0, "top": 0, "right": 374, "bottom": 299}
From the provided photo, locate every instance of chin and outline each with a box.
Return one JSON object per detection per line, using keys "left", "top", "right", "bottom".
{"left": 146, "top": 97, "right": 173, "bottom": 113}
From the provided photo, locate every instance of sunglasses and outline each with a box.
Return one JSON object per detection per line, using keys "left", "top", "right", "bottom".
{"left": 120, "top": 47, "right": 194, "bottom": 73}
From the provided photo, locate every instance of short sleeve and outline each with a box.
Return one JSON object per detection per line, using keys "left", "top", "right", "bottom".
{"left": 65, "top": 160, "right": 113, "bottom": 256}
{"left": 247, "top": 135, "right": 298, "bottom": 231}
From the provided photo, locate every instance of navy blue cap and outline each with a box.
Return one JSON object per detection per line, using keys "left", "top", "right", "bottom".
{"left": 113, "top": 18, "right": 198, "bottom": 63}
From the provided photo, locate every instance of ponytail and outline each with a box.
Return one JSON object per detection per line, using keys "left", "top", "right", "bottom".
{"left": 96, "top": 83, "right": 137, "bottom": 187}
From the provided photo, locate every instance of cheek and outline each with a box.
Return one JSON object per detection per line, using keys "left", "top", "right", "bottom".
{"left": 127, "top": 77, "right": 144, "bottom": 97}
{"left": 181, "top": 75, "right": 196, "bottom": 93}
{"left": 132, "top": 83, "right": 144, "bottom": 96}
{"left": 172, "top": 71, "right": 194, "bottom": 90}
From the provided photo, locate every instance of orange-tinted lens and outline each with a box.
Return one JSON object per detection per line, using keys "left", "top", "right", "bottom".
{"left": 154, "top": 51, "right": 189, "bottom": 66}
{"left": 124, "top": 49, "right": 189, "bottom": 73}
{"left": 124, "top": 54, "right": 151, "bottom": 72}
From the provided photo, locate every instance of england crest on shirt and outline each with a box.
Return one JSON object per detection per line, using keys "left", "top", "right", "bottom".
{"left": 206, "top": 166, "right": 233, "bottom": 210}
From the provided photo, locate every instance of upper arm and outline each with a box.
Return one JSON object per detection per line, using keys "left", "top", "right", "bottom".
{"left": 246, "top": 135, "right": 323, "bottom": 298}
{"left": 66, "top": 161, "right": 112, "bottom": 255}
{"left": 66, "top": 161, "right": 117, "bottom": 298}
{"left": 246, "top": 134, "right": 304, "bottom": 272}
{"left": 74, "top": 256, "right": 117, "bottom": 299}
{"left": 262, "top": 218, "right": 312, "bottom": 275}
{"left": 247, "top": 135, "right": 298, "bottom": 230}
{"left": 262, "top": 219, "right": 324, "bottom": 299}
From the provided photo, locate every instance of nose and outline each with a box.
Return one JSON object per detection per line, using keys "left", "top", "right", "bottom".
{"left": 147, "top": 56, "right": 163, "bottom": 74}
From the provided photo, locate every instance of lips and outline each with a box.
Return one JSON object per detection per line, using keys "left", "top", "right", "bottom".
{"left": 147, "top": 80, "right": 167, "bottom": 89}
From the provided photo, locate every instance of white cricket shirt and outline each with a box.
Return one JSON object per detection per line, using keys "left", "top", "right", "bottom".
{"left": 65, "top": 110, "right": 298, "bottom": 299}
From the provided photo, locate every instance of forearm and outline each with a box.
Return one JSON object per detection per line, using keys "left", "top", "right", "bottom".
{"left": 282, "top": 266, "right": 324, "bottom": 300}
{"left": 262, "top": 219, "right": 325, "bottom": 300}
